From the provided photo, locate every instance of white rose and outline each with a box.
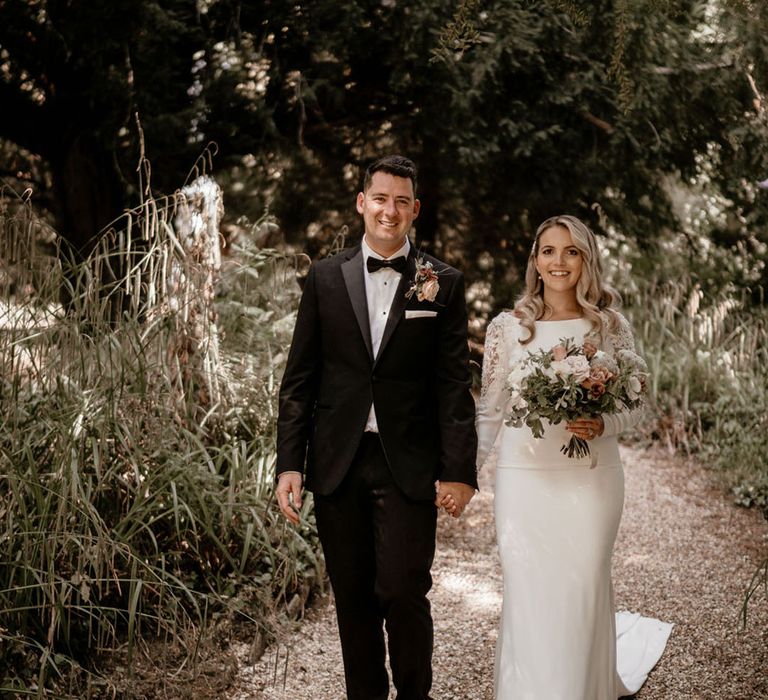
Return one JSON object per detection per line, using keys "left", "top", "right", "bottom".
{"left": 551, "top": 355, "right": 591, "bottom": 382}
{"left": 418, "top": 278, "right": 439, "bottom": 302}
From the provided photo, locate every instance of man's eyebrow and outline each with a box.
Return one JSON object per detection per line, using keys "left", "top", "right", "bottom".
{"left": 369, "top": 190, "right": 412, "bottom": 201}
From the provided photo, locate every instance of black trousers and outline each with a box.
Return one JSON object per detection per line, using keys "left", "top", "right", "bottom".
{"left": 313, "top": 432, "right": 437, "bottom": 700}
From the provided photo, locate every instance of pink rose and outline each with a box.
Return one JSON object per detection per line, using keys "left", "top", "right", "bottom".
{"left": 552, "top": 344, "right": 568, "bottom": 361}
{"left": 418, "top": 278, "right": 439, "bottom": 302}
{"left": 589, "top": 367, "right": 615, "bottom": 384}
{"left": 581, "top": 379, "right": 606, "bottom": 398}
{"left": 582, "top": 341, "right": 598, "bottom": 359}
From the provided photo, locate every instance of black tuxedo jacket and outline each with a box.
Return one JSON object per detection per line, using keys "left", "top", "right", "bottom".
{"left": 276, "top": 244, "right": 478, "bottom": 500}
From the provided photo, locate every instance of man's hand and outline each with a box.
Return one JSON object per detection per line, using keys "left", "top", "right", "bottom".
{"left": 435, "top": 481, "right": 475, "bottom": 518}
{"left": 275, "top": 472, "right": 304, "bottom": 525}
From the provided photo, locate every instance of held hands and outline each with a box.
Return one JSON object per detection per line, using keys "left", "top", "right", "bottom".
{"left": 435, "top": 481, "right": 475, "bottom": 518}
{"left": 278, "top": 472, "right": 475, "bottom": 522}
{"left": 566, "top": 416, "right": 605, "bottom": 441}
{"left": 275, "top": 472, "right": 304, "bottom": 525}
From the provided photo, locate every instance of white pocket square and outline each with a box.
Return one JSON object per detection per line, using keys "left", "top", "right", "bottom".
{"left": 405, "top": 310, "right": 438, "bottom": 319}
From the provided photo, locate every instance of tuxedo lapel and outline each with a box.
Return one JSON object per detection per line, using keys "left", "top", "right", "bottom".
{"left": 341, "top": 246, "right": 374, "bottom": 361}
{"left": 375, "top": 248, "right": 416, "bottom": 367}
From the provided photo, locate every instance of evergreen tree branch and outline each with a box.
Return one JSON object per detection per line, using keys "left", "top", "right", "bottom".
{"left": 0, "top": 81, "right": 50, "bottom": 157}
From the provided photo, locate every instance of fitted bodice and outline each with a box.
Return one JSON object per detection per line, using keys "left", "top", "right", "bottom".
{"left": 476, "top": 313, "right": 638, "bottom": 470}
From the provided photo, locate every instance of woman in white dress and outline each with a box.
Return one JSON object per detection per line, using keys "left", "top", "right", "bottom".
{"left": 474, "top": 215, "right": 671, "bottom": 700}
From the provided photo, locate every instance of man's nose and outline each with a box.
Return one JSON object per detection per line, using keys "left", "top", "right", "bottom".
{"left": 383, "top": 198, "right": 398, "bottom": 217}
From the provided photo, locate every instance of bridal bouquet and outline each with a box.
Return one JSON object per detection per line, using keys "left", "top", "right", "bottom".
{"left": 504, "top": 337, "right": 647, "bottom": 459}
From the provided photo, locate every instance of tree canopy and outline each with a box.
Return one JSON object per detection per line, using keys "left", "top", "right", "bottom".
{"left": 1, "top": 0, "right": 766, "bottom": 303}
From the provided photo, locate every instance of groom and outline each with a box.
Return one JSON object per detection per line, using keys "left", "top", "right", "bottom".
{"left": 275, "top": 155, "right": 477, "bottom": 700}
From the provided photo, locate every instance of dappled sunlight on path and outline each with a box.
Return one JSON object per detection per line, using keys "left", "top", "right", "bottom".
{"left": 613, "top": 448, "right": 768, "bottom": 699}
{"left": 231, "top": 447, "right": 768, "bottom": 699}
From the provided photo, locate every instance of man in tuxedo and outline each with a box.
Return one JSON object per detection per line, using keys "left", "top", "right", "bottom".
{"left": 275, "top": 155, "right": 477, "bottom": 700}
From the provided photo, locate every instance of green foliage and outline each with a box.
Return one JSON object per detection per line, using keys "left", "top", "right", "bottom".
{"left": 624, "top": 279, "right": 768, "bottom": 512}
{"left": 617, "top": 252, "right": 768, "bottom": 618}
{"left": 431, "top": 0, "right": 484, "bottom": 62}
{"left": 0, "top": 0, "right": 205, "bottom": 248}
{"left": 0, "top": 0, "right": 765, "bottom": 653}
{"left": 3, "top": 0, "right": 767, "bottom": 303}
{"left": 0, "top": 192, "right": 317, "bottom": 695}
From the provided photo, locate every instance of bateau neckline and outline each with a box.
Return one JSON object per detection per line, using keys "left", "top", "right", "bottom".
{"left": 534, "top": 317, "right": 586, "bottom": 323}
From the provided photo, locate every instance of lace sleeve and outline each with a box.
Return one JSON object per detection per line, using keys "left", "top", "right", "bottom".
{"left": 602, "top": 312, "right": 644, "bottom": 437}
{"left": 475, "top": 314, "right": 510, "bottom": 469}
{"left": 610, "top": 312, "right": 636, "bottom": 352}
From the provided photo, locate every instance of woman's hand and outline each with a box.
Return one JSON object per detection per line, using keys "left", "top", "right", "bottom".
{"left": 435, "top": 480, "right": 474, "bottom": 518}
{"left": 566, "top": 416, "right": 604, "bottom": 441}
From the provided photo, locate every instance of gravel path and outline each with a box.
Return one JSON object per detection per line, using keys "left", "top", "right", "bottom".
{"left": 231, "top": 447, "right": 768, "bottom": 699}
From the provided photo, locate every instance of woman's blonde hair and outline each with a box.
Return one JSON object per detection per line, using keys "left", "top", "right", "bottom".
{"left": 514, "top": 215, "right": 622, "bottom": 344}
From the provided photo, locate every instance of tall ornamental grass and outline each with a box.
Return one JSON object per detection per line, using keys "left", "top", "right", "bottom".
{"left": 624, "top": 278, "right": 767, "bottom": 617}
{"left": 0, "top": 186, "right": 320, "bottom": 697}
{"left": 626, "top": 280, "right": 768, "bottom": 504}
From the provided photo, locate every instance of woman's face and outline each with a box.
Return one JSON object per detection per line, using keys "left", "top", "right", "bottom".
{"left": 534, "top": 225, "right": 584, "bottom": 294}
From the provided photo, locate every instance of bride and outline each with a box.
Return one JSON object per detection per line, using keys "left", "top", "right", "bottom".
{"left": 475, "top": 215, "right": 672, "bottom": 699}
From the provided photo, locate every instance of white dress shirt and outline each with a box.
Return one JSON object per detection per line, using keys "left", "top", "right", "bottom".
{"left": 362, "top": 235, "right": 410, "bottom": 432}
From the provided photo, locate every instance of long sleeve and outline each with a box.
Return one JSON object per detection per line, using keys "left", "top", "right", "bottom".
{"left": 602, "top": 312, "right": 644, "bottom": 438}
{"left": 276, "top": 265, "right": 321, "bottom": 478}
{"left": 601, "top": 406, "right": 643, "bottom": 437}
{"left": 434, "top": 272, "right": 479, "bottom": 489}
{"left": 475, "top": 315, "right": 509, "bottom": 470}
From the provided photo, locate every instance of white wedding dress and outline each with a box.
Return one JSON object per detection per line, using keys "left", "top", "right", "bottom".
{"left": 476, "top": 313, "right": 672, "bottom": 700}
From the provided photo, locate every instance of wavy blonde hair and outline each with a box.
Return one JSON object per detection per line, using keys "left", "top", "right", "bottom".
{"left": 514, "top": 215, "right": 622, "bottom": 345}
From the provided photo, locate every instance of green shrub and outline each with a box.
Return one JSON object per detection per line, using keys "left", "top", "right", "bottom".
{"left": 0, "top": 193, "right": 319, "bottom": 696}
{"left": 622, "top": 272, "right": 768, "bottom": 620}
{"left": 626, "top": 279, "right": 768, "bottom": 513}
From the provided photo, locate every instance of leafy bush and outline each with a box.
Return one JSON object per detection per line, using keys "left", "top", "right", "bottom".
{"left": 0, "top": 191, "right": 318, "bottom": 697}
{"left": 619, "top": 267, "right": 768, "bottom": 619}
{"left": 624, "top": 279, "right": 768, "bottom": 512}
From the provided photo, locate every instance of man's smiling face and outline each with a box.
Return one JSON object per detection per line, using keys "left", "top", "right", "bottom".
{"left": 356, "top": 171, "right": 420, "bottom": 257}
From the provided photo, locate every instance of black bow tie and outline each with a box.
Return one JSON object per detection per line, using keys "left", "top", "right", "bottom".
{"left": 366, "top": 255, "right": 407, "bottom": 274}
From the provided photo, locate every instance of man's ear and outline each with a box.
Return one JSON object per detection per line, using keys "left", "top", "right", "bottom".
{"left": 356, "top": 191, "right": 365, "bottom": 214}
{"left": 412, "top": 199, "right": 421, "bottom": 219}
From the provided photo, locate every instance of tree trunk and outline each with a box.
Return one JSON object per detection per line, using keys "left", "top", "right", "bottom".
{"left": 50, "top": 132, "right": 127, "bottom": 258}
{"left": 414, "top": 159, "right": 439, "bottom": 250}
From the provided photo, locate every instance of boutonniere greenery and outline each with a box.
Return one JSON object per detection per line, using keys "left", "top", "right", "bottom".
{"left": 405, "top": 258, "right": 440, "bottom": 302}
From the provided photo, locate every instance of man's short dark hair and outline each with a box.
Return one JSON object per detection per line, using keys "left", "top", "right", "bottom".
{"left": 363, "top": 155, "right": 418, "bottom": 195}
